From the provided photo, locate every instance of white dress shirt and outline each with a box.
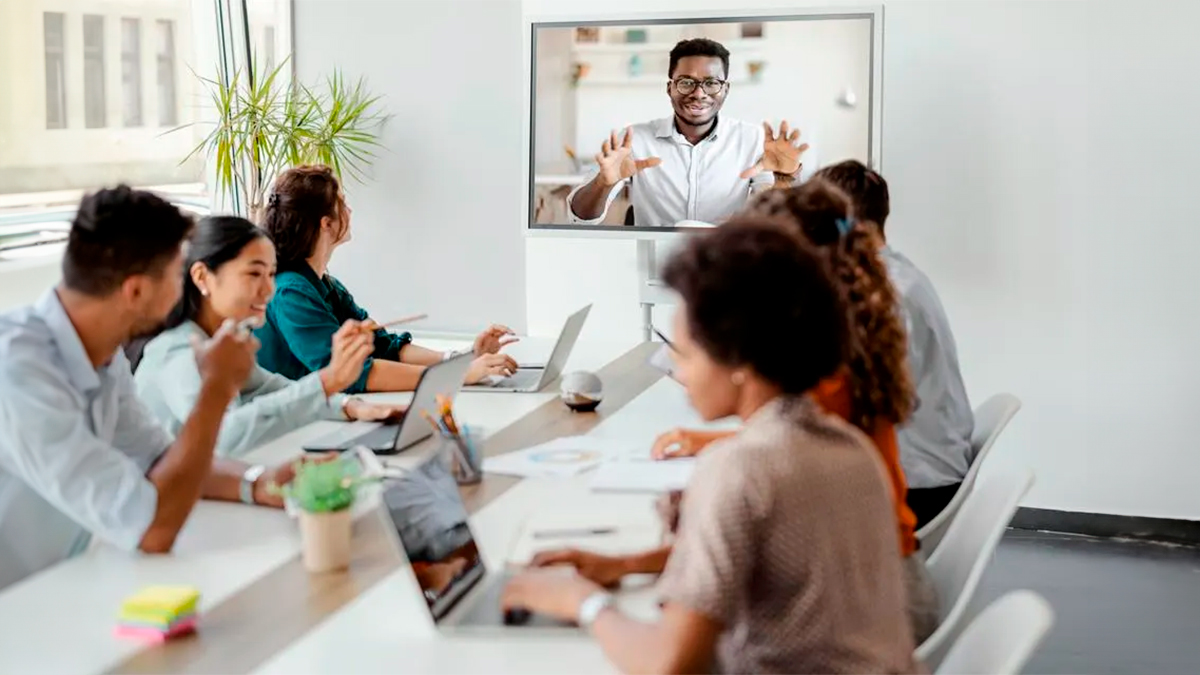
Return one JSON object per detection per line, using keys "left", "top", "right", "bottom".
{"left": 567, "top": 116, "right": 818, "bottom": 227}
{"left": 0, "top": 290, "right": 171, "bottom": 591}
{"left": 882, "top": 246, "right": 976, "bottom": 488}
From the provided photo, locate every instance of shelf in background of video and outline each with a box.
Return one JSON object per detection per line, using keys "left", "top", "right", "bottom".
{"left": 577, "top": 75, "right": 757, "bottom": 87}
{"left": 571, "top": 39, "right": 764, "bottom": 55}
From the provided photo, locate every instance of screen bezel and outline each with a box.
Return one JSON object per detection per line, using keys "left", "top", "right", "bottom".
{"left": 524, "top": 6, "right": 885, "bottom": 239}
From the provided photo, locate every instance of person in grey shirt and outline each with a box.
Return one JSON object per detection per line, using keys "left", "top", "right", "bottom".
{"left": 133, "top": 216, "right": 406, "bottom": 457}
{"left": 0, "top": 187, "right": 303, "bottom": 592}
{"left": 815, "top": 161, "right": 975, "bottom": 527}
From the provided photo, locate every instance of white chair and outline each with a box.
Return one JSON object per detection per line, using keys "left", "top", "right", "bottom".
{"left": 916, "top": 468, "right": 1035, "bottom": 670}
{"left": 936, "top": 590, "right": 1055, "bottom": 675}
{"left": 917, "top": 393, "right": 1022, "bottom": 555}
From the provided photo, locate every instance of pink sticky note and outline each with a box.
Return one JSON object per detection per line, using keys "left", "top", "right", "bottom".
{"left": 114, "top": 617, "right": 197, "bottom": 642}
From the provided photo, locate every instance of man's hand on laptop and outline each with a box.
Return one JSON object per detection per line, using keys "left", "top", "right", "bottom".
{"left": 473, "top": 324, "right": 519, "bottom": 355}
{"left": 465, "top": 353, "right": 518, "bottom": 384}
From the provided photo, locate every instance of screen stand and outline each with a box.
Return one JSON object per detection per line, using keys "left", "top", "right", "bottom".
{"left": 637, "top": 238, "right": 682, "bottom": 343}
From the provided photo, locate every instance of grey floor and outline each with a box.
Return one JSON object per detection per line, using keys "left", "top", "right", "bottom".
{"left": 978, "top": 530, "right": 1200, "bottom": 674}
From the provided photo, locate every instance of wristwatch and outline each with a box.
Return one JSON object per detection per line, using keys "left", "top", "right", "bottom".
{"left": 240, "top": 464, "right": 267, "bottom": 505}
{"left": 340, "top": 396, "right": 362, "bottom": 420}
{"left": 577, "top": 591, "right": 616, "bottom": 630}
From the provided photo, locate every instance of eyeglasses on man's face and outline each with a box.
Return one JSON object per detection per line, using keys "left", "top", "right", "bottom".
{"left": 671, "top": 77, "right": 727, "bottom": 96}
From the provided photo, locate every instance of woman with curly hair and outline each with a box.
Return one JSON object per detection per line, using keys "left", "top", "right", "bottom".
{"left": 528, "top": 180, "right": 940, "bottom": 645}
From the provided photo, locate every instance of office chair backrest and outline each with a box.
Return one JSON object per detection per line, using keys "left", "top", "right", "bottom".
{"left": 915, "top": 468, "right": 1035, "bottom": 670}
{"left": 935, "top": 590, "right": 1054, "bottom": 675}
{"left": 917, "top": 393, "right": 1022, "bottom": 555}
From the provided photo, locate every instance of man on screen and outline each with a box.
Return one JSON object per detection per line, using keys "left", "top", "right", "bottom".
{"left": 567, "top": 38, "right": 814, "bottom": 227}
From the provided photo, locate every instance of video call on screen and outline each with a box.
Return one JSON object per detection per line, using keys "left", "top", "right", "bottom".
{"left": 530, "top": 16, "right": 876, "bottom": 230}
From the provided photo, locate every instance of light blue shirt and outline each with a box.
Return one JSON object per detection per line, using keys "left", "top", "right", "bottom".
{"left": 881, "top": 246, "right": 975, "bottom": 489}
{"left": 0, "top": 290, "right": 171, "bottom": 591}
{"left": 135, "top": 321, "right": 347, "bottom": 457}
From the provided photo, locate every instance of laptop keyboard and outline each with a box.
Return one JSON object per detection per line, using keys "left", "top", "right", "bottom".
{"left": 497, "top": 369, "right": 543, "bottom": 390}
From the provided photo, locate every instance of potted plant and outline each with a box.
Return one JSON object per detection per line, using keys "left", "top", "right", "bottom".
{"left": 277, "top": 455, "right": 376, "bottom": 573}
{"left": 182, "top": 59, "right": 389, "bottom": 223}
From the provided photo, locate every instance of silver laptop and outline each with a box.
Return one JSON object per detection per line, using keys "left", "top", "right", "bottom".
{"left": 302, "top": 354, "right": 473, "bottom": 455}
{"left": 378, "top": 453, "right": 578, "bottom": 632}
{"left": 467, "top": 304, "right": 592, "bottom": 393}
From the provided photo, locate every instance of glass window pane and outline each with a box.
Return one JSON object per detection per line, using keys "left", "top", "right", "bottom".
{"left": 83, "top": 15, "right": 106, "bottom": 129}
{"left": 3, "top": 1, "right": 214, "bottom": 228}
{"left": 156, "top": 20, "right": 177, "bottom": 127}
{"left": 43, "top": 13, "right": 67, "bottom": 130}
{"left": 122, "top": 18, "right": 143, "bottom": 127}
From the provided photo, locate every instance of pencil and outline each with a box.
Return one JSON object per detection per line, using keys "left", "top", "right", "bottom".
{"left": 362, "top": 313, "right": 428, "bottom": 332}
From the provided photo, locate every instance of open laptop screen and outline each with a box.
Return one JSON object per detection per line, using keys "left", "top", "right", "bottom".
{"left": 381, "top": 455, "right": 485, "bottom": 618}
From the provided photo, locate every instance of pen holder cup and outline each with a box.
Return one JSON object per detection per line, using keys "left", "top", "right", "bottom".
{"left": 443, "top": 427, "right": 483, "bottom": 485}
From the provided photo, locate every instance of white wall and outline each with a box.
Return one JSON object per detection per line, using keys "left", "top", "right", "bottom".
{"left": 296, "top": 0, "right": 1200, "bottom": 520}
{"left": 291, "top": 0, "right": 527, "bottom": 334}
{"left": 525, "top": 0, "right": 1200, "bottom": 520}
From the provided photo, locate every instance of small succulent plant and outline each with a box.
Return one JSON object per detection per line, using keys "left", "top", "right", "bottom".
{"left": 277, "top": 455, "right": 375, "bottom": 514}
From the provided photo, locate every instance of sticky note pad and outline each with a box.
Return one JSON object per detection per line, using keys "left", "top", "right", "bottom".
{"left": 116, "top": 585, "right": 200, "bottom": 642}
{"left": 119, "top": 585, "right": 199, "bottom": 617}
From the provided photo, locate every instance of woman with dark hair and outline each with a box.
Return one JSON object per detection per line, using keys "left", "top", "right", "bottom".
{"left": 532, "top": 180, "right": 940, "bottom": 645}
{"left": 255, "top": 165, "right": 517, "bottom": 393}
{"left": 134, "top": 216, "right": 406, "bottom": 457}
{"left": 501, "top": 219, "right": 917, "bottom": 675}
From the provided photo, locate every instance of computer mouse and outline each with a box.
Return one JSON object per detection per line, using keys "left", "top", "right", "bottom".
{"left": 503, "top": 607, "right": 532, "bottom": 626}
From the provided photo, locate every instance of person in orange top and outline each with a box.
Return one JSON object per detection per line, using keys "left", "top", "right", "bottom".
{"left": 533, "top": 180, "right": 940, "bottom": 645}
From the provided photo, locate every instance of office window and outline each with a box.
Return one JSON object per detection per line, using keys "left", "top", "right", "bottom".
{"left": 83, "top": 15, "right": 106, "bottom": 128}
{"left": 156, "top": 20, "right": 177, "bottom": 127}
{"left": 44, "top": 13, "right": 67, "bottom": 129}
{"left": 121, "top": 19, "right": 143, "bottom": 127}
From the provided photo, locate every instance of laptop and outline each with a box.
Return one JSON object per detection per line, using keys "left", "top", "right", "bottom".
{"left": 467, "top": 304, "right": 592, "bottom": 393}
{"left": 302, "top": 354, "right": 473, "bottom": 455}
{"left": 378, "top": 453, "right": 578, "bottom": 632}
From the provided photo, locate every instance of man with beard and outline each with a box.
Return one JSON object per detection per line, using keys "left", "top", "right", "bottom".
{"left": 568, "top": 38, "right": 814, "bottom": 227}
{"left": 0, "top": 186, "right": 303, "bottom": 591}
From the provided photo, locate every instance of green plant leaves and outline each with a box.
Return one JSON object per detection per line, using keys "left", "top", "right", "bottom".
{"left": 279, "top": 455, "right": 377, "bottom": 514}
{"left": 177, "top": 57, "right": 389, "bottom": 218}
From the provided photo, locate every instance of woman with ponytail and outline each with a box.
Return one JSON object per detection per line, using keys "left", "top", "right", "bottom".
{"left": 531, "top": 180, "right": 940, "bottom": 645}
{"left": 134, "top": 216, "right": 406, "bottom": 457}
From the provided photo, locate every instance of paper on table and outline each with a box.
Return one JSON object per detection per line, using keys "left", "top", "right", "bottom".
{"left": 506, "top": 512, "right": 663, "bottom": 566}
{"left": 484, "top": 435, "right": 630, "bottom": 479}
{"left": 589, "top": 457, "right": 697, "bottom": 493}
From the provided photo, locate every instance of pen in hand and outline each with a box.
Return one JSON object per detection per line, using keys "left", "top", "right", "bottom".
{"left": 532, "top": 527, "right": 617, "bottom": 540}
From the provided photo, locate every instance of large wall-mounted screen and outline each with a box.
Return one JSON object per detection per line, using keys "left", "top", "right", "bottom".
{"left": 529, "top": 13, "right": 879, "bottom": 233}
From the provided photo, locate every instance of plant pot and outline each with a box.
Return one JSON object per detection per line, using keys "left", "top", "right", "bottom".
{"left": 298, "top": 508, "right": 352, "bottom": 573}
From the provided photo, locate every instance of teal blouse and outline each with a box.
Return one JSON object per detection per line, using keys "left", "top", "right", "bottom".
{"left": 256, "top": 263, "right": 413, "bottom": 393}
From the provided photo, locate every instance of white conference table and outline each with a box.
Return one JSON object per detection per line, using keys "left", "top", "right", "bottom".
{"left": 0, "top": 337, "right": 724, "bottom": 675}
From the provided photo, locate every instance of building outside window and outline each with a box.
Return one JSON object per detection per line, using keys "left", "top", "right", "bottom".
{"left": 122, "top": 18, "right": 143, "bottom": 127}
{"left": 43, "top": 12, "right": 67, "bottom": 130}
{"left": 82, "top": 14, "right": 106, "bottom": 129}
